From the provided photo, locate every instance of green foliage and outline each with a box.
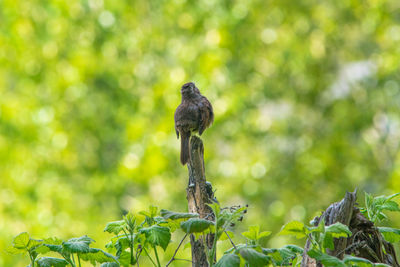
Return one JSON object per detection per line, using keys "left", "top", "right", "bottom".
{"left": 378, "top": 227, "right": 400, "bottom": 243}
{"left": 8, "top": 193, "right": 400, "bottom": 267}
{"left": 62, "top": 235, "right": 95, "bottom": 253}
{"left": 13, "top": 232, "right": 31, "bottom": 249}
{"left": 104, "top": 221, "right": 126, "bottom": 235}
{"left": 307, "top": 249, "right": 346, "bottom": 267}
{"left": 139, "top": 225, "right": 171, "bottom": 251}
{"left": 36, "top": 257, "right": 69, "bottom": 267}
{"left": 304, "top": 251, "right": 392, "bottom": 267}
{"left": 279, "top": 221, "right": 307, "bottom": 239}
{"left": 214, "top": 253, "right": 240, "bottom": 267}
{"left": 239, "top": 247, "right": 271, "bottom": 267}
{"left": 7, "top": 232, "right": 44, "bottom": 267}
{"left": 160, "top": 209, "right": 199, "bottom": 220}
{"left": 262, "top": 245, "right": 303, "bottom": 266}
{"left": 280, "top": 219, "right": 351, "bottom": 253}
{"left": 180, "top": 218, "right": 214, "bottom": 234}
{"left": 241, "top": 225, "right": 271, "bottom": 245}
{"left": 343, "top": 255, "right": 379, "bottom": 267}
{"left": 361, "top": 193, "right": 400, "bottom": 223}
{"left": 7, "top": 232, "right": 116, "bottom": 267}
{"left": 79, "top": 248, "right": 117, "bottom": 265}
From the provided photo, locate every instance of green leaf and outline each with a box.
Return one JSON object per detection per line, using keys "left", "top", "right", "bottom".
{"left": 28, "top": 239, "right": 44, "bottom": 250}
{"left": 242, "top": 225, "right": 260, "bottom": 240}
{"left": 118, "top": 250, "right": 131, "bottom": 266}
{"left": 239, "top": 248, "right": 271, "bottom": 267}
{"left": 36, "top": 257, "right": 69, "bottom": 267}
{"left": 104, "top": 220, "right": 126, "bottom": 235}
{"left": 343, "top": 255, "right": 373, "bottom": 267}
{"left": 378, "top": 227, "right": 400, "bottom": 243}
{"left": 381, "top": 200, "right": 400, "bottom": 212}
{"left": 325, "top": 222, "right": 352, "bottom": 238}
{"left": 258, "top": 231, "right": 272, "bottom": 239}
{"left": 139, "top": 205, "right": 158, "bottom": 219}
{"left": 160, "top": 209, "right": 199, "bottom": 220}
{"left": 224, "top": 243, "right": 247, "bottom": 254}
{"left": 284, "top": 244, "right": 303, "bottom": 254}
{"left": 13, "top": 232, "right": 30, "bottom": 249}
{"left": 36, "top": 245, "right": 51, "bottom": 254}
{"left": 124, "top": 213, "right": 136, "bottom": 231}
{"left": 262, "top": 245, "right": 303, "bottom": 266}
{"left": 317, "top": 218, "right": 326, "bottom": 234}
{"left": 279, "top": 221, "right": 307, "bottom": 239}
{"left": 208, "top": 203, "right": 221, "bottom": 217}
{"left": 180, "top": 218, "right": 214, "bottom": 234}
{"left": 5, "top": 246, "right": 25, "bottom": 254}
{"left": 307, "top": 249, "right": 346, "bottom": 267}
{"left": 62, "top": 235, "right": 94, "bottom": 253}
{"left": 115, "top": 236, "right": 132, "bottom": 257}
{"left": 262, "top": 248, "right": 283, "bottom": 265}
{"left": 41, "top": 244, "right": 62, "bottom": 254}
{"left": 362, "top": 192, "right": 400, "bottom": 223}
{"left": 44, "top": 237, "right": 63, "bottom": 245}
{"left": 215, "top": 253, "right": 240, "bottom": 267}
{"left": 242, "top": 225, "right": 271, "bottom": 242}
{"left": 323, "top": 234, "right": 334, "bottom": 250}
{"left": 100, "top": 263, "right": 120, "bottom": 267}
{"left": 387, "top": 192, "right": 400, "bottom": 201}
{"left": 149, "top": 205, "right": 158, "bottom": 217}
{"left": 139, "top": 225, "right": 171, "bottom": 250}
{"left": 79, "top": 248, "right": 118, "bottom": 264}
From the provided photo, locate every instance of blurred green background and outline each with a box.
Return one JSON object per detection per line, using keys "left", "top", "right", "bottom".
{"left": 1, "top": 0, "right": 400, "bottom": 265}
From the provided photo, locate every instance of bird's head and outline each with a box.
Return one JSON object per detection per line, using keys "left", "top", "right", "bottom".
{"left": 181, "top": 82, "right": 198, "bottom": 96}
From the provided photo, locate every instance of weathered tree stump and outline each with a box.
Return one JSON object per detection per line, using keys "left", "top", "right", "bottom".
{"left": 186, "top": 136, "right": 215, "bottom": 267}
{"left": 301, "top": 190, "right": 399, "bottom": 267}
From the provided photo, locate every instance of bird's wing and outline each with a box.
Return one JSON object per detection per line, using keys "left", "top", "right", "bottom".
{"left": 198, "top": 97, "right": 213, "bottom": 135}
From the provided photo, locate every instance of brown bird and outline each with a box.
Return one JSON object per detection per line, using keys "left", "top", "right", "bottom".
{"left": 174, "top": 82, "right": 214, "bottom": 165}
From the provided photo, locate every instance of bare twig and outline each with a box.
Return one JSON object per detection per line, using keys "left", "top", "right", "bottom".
{"left": 166, "top": 234, "right": 188, "bottom": 267}
{"left": 224, "top": 230, "right": 237, "bottom": 250}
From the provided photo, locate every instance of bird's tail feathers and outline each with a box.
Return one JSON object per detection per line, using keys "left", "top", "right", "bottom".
{"left": 180, "top": 132, "right": 191, "bottom": 165}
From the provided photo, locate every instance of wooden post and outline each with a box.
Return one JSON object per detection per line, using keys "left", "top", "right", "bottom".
{"left": 186, "top": 136, "right": 215, "bottom": 267}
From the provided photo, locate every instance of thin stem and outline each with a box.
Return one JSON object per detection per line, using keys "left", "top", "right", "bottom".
{"left": 28, "top": 251, "right": 35, "bottom": 267}
{"left": 130, "top": 232, "right": 135, "bottom": 265}
{"left": 154, "top": 246, "right": 161, "bottom": 267}
{"left": 143, "top": 247, "right": 158, "bottom": 267}
{"left": 203, "top": 233, "right": 210, "bottom": 264}
{"left": 71, "top": 254, "right": 76, "bottom": 267}
{"left": 224, "top": 231, "right": 237, "bottom": 250}
{"left": 77, "top": 254, "right": 82, "bottom": 267}
{"left": 209, "top": 225, "right": 219, "bottom": 267}
{"left": 166, "top": 233, "right": 188, "bottom": 267}
{"left": 122, "top": 228, "right": 136, "bottom": 266}
{"left": 62, "top": 254, "right": 74, "bottom": 267}
{"left": 136, "top": 246, "right": 142, "bottom": 267}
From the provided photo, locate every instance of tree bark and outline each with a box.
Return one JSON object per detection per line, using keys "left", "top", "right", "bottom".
{"left": 186, "top": 136, "right": 215, "bottom": 267}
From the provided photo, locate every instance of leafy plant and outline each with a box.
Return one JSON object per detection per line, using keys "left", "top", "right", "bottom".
{"left": 361, "top": 192, "right": 400, "bottom": 223}
{"left": 6, "top": 232, "right": 46, "bottom": 267}
{"left": 7, "top": 192, "right": 400, "bottom": 267}
{"left": 6, "top": 233, "right": 116, "bottom": 267}
{"left": 279, "top": 219, "right": 351, "bottom": 253}
{"left": 360, "top": 192, "right": 400, "bottom": 244}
